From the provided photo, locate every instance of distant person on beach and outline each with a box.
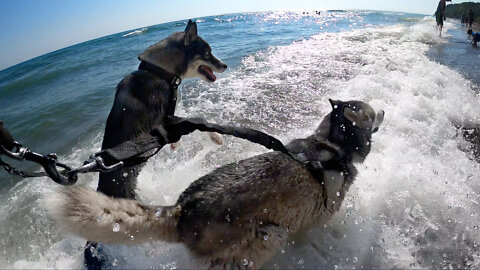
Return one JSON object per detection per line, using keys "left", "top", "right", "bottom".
{"left": 467, "top": 29, "right": 480, "bottom": 47}
{"left": 435, "top": 0, "right": 451, "bottom": 36}
{"left": 461, "top": 13, "right": 466, "bottom": 26}
{"left": 469, "top": 9, "right": 475, "bottom": 28}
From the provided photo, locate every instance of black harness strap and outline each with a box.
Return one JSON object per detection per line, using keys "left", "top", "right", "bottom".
{"left": 99, "top": 116, "right": 291, "bottom": 167}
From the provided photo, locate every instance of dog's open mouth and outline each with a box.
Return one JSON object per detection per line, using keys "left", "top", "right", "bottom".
{"left": 199, "top": 65, "right": 216, "bottom": 82}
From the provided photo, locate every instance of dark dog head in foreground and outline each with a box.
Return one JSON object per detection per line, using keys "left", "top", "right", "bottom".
{"left": 316, "top": 99, "right": 384, "bottom": 161}
{"left": 48, "top": 99, "right": 384, "bottom": 269}
{"left": 138, "top": 20, "right": 227, "bottom": 82}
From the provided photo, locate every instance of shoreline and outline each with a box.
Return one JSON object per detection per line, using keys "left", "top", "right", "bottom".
{"left": 427, "top": 19, "right": 480, "bottom": 90}
{"left": 428, "top": 20, "right": 480, "bottom": 163}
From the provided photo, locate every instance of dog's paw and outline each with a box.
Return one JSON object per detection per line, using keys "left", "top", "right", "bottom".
{"left": 170, "top": 142, "right": 180, "bottom": 151}
{"left": 209, "top": 132, "right": 223, "bottom": 145}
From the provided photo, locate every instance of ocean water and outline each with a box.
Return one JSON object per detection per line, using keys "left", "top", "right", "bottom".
{"left": 0, "top": 10, "right": 480, "bottom": 269}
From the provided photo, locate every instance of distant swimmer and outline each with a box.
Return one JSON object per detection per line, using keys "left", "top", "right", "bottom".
{"left": 435, "top": 0, "right": 451, "bottom": 36}
{"left": 468, "top": 9, "right": 475, "bottom": 28}
{"left": 467, "top": 29, "right": 480, "bottom": 47}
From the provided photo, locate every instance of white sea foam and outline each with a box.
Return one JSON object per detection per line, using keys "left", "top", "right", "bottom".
{"left": 3, "top": 17, "right": 480, "bottom": 269}
{"left": 122, "top": 28, "right": 148, "bottom": 37}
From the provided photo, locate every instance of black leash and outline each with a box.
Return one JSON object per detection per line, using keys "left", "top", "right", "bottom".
{"left": 99, "top": 116, "right": 291, "bottom": 167}
{"left": 0, "top": 117, "right": 297, "bottom": 186}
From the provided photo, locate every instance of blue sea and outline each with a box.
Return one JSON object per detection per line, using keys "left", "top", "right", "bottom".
{"left": 1, "top": 11, "right": 480, "bottom": 269}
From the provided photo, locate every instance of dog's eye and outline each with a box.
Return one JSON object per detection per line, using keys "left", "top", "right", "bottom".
{"left": 205, "top": 52, "right": 211, "bottom": 59}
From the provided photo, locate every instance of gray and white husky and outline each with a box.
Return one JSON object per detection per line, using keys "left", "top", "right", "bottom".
{"left": 99, "top": 19, "right": 226, "bottom": 200}
{"left": 48, "top": 99, "right": 384, "bottom": 269}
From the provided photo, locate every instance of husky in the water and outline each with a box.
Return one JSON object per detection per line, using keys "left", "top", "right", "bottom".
{"left": 98, "top": 19, "right": 227, "bottom": 200}
{"left": 48, "top": 100, "right": 384, "bottom": 269}
{"left": 86, "top": 19, "right": 226, "bottom": 268}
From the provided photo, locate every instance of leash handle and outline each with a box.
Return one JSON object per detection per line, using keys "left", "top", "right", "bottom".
{"left": 0, "top": 120, "right": 16, "bottom": 152}
{"left": 0, "top": 120, "right": 77, "bottom": 185}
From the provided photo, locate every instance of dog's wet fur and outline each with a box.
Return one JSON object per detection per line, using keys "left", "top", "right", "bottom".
{"left": 48, "top": 99, "right": 384, "bottom": 269}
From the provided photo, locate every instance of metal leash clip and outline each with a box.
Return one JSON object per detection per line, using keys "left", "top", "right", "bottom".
{"left": 0, "top": 141, "right": 28, "bottom": 161}
{"left": 67, "top": 153, "right": 123, "bottom": 176}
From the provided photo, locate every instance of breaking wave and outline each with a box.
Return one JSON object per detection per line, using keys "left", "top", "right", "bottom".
{"left": 122, "top": 27, "right": 148, "bottom": 37}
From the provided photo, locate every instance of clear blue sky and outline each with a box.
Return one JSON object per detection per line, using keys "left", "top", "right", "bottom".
{"left": 0, "top": 0, "right": 471, "bottom": 70}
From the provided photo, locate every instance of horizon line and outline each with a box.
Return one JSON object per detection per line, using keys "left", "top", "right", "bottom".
{"left": 0, "top": 8, "right": 427, "bottom": 72}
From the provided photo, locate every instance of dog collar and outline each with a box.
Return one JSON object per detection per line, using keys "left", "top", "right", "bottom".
{"left": 138, "top": 61, "right": 182, "bottom": 88}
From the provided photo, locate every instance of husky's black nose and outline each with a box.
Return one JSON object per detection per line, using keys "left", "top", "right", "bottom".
{"left": 222, "top": 64, "right": 228, "bottom": 69}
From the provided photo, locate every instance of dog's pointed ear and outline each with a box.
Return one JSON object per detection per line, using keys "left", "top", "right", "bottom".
{"left": 329, "top": 99, "right": 341, "bottom": 109}
{"left": 184, "top": 20, "right": 198, "bottom": 46}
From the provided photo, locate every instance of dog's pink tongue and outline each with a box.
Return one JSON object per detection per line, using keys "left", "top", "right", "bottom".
{"left": 200, "top": 66, "right": 216, "bottom": 81}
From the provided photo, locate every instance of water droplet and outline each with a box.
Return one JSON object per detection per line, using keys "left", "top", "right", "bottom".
{"left": 264, "top": 235, "right": 269, "bottom": 240}
{"left": 243, "top": 259, "right": 249, "bottom": 266}
{"left": 112, "top": 258, "right": 118, "bottom": 266}
{"left": 334, "top": 105, "right": 338, "bottom": 109}
{"left": 352, "top": 122, "right": 356, "bottom": 126}
{"left": 123, "top": 172, "right": 128, "bottom": 177}
{"left": 248, "top": 261, "right": 254, "bottom": 267}
{"left": 122, "top": 108, "right": 126, "bottom": 111}
{"left": 298, "top": 259, "right": 304, "bottom": 265}
{"left": 113, "top": 223, "right": 120, "bottom": 232}
{"left": 225, "top": 215, "right": 231, "bottom": 222}
{"left": 336, "top": 192, "right": 341, "bottom": 197}
{"left": 281, "top": 249, "right": 285, "bottom": 254}
{"left": 263, "top": 208, "right": 268, "bottom": 213}
{"left": 353, "top": 257, "right": 358, "bottom": 263}
{"left": 96, "top": 215, "right": 102, "bottom": 222}
{"left": 474, "top": 225, "right": 479, "bottom": 230}
{"left": 129, "top": 235, "right": 135, "bottom": 240}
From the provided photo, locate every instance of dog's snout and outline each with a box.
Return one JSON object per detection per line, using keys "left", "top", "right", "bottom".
{"left": 215, "top": 62, "right": 227, "bottom": 73}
